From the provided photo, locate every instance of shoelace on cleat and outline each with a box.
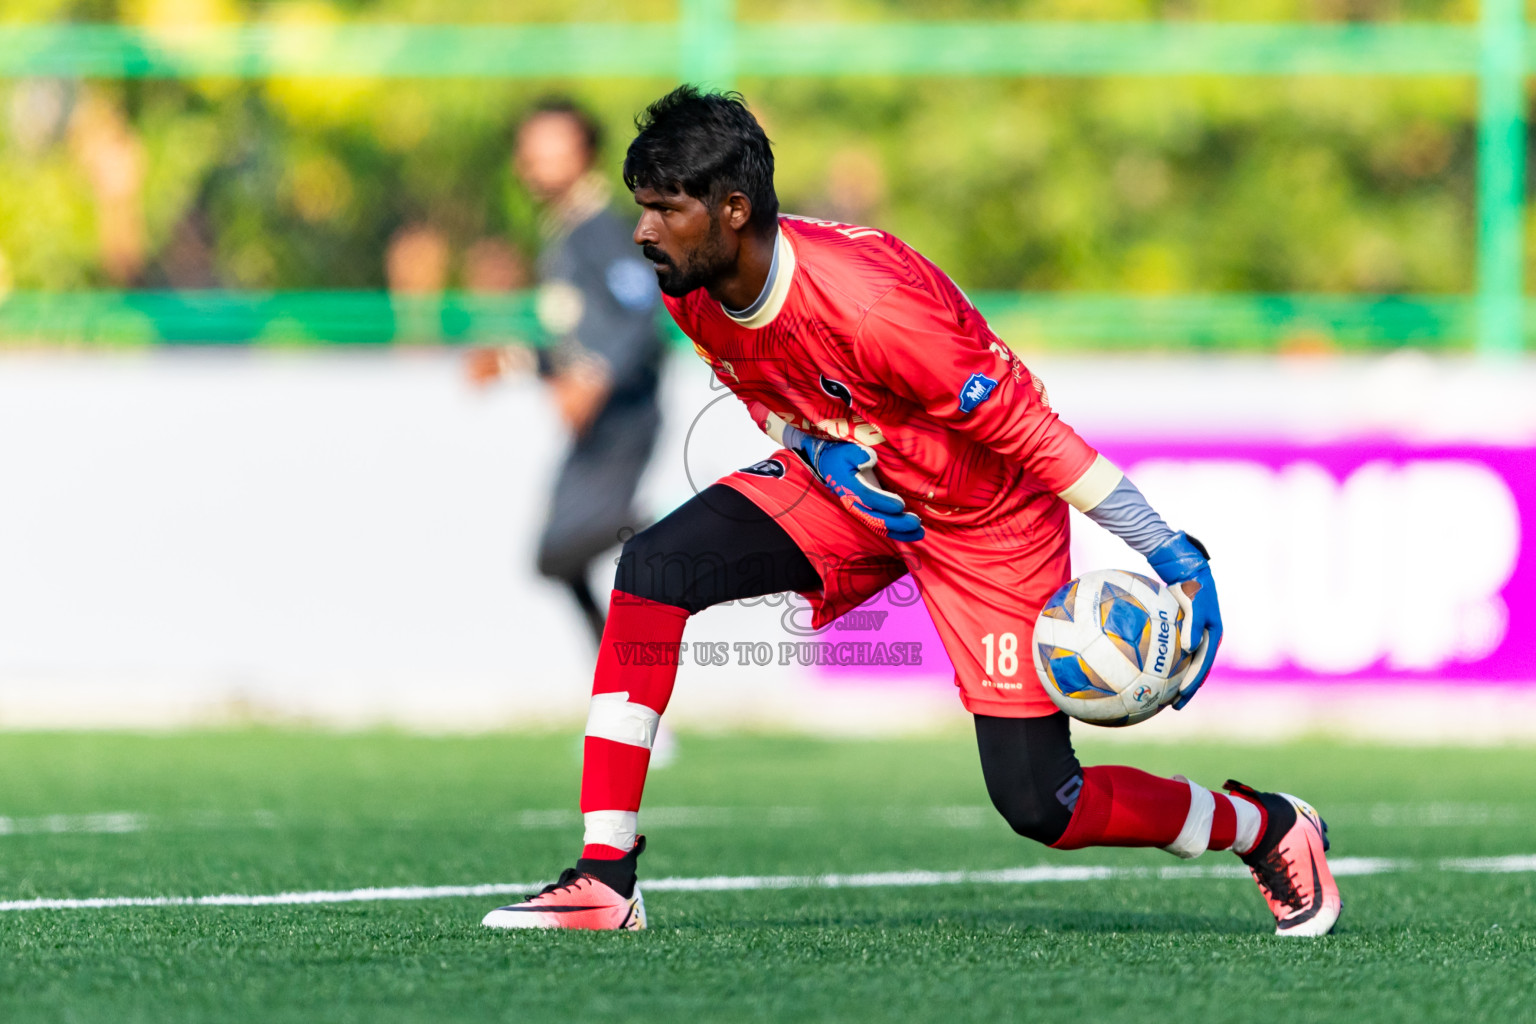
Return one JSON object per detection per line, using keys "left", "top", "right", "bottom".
{"left": 525, "top": 868, "right": 587, "bottom": 902}
{"left": 1248, "top": 848, "right": 1306, "bottom": 913}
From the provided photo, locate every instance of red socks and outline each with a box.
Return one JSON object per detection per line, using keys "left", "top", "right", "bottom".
{"left": 1051, "top": 766, "right": 1187, "bottom": 849}
{"left": 1210, "top": 792, "right": 1237, "bottom": 850}
{"left": 579, "top": 592, "right": 689, "bottom": 861}
{"left": 574, "top": 591, "right": 1270, "bottom": 865}
{"left": 1052, "top": 766, "right": 1264, "bottom": 857}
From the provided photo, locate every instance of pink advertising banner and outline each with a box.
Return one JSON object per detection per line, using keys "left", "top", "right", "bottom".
{"left": 820, "top": 441, "right": 1535, "bottom": 689}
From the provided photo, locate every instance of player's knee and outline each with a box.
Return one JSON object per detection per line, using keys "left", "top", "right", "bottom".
{"left": 535, "top": 539, "right": 586, "bottom": 583}
{"left": 612, "top": 526, "right": 666, "bottom": 603}
{"left": 613, "top": 524, "right": 724, "bottom": 614}
{"left": 974, "top": 714, "right": 1083, "bottom": 846}
{"left": 987, "top": 784, "right": 1075, "bottom": 846}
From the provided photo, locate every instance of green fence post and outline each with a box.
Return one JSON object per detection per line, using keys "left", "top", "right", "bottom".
{"left": 1475, "top": 0, "right": 1526, "bottom": 357}
{"left": 680, "top": 0, "right": 737, "bottom": 88}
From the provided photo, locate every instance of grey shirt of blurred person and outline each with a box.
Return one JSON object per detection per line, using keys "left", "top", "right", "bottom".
{"left": 467, "top": 100, "right": 665, "bottom": 645}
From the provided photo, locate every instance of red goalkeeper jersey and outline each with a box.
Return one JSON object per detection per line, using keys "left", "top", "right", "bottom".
{"left": 662, "top": 215, "right": 1099, "bottom": 530}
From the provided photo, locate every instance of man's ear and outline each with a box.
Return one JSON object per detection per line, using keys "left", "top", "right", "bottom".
{"left": 721, "top": 192, "right": 753, "bottom": 232}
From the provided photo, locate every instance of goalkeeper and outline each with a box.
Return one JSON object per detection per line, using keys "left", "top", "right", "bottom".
{"left": 481, "top": 87, "right": 1341, "bottom": 938}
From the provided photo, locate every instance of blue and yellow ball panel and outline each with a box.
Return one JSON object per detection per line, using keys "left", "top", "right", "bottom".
{"left": 1040, "top": 580, "right": 1077, "bottom": 622}
{"left": 1036, "top": 644, "right": 1118, "bottom": 698}
{"left": 1168, "top": 604, "right": 1192, "bottom": 678}
{"left": 1128, "top": 572, "right": 1161, "bottom": 593}
{"left": 1096, "top": 583, "right": 1152, "bottom": 670}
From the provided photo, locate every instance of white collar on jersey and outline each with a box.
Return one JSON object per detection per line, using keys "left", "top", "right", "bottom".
{"left": 721, "top": 226, "right": 795, "bottom": 329}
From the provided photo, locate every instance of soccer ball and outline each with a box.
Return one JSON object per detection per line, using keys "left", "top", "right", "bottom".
{"left": 1031, "top": 569, "right": 1193, "bottom": 727}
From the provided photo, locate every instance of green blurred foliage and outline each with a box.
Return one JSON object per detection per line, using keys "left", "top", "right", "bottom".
{"left": 0, "top": 0, "right": 1504, "bottom": 309}
{"left": 771, "top": 74, "right": 1476, "bottom": 293}
{"left": 745, "top": 0, "right": 1478, "bottom": 20}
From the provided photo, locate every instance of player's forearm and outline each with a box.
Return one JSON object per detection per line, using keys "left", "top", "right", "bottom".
{"left": 1058, "top": 454, "right": 1176, "bottom": 557}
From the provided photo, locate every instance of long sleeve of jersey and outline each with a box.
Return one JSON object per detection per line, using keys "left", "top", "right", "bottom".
{"left": 852, "top": 285, "right": 1098, "bottom": 495}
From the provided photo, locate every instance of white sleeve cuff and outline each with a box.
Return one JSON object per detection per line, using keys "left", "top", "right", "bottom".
{"left": 1057, "top": 454, "right": 1124, "bottom": 513}
{"left": 762, "top": 411, "right": 789, "bottom": 446}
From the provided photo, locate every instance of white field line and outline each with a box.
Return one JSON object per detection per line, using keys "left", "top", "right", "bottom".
{"left": 0, "top": 813, "right": 146, "bottom": 836}
{"left": 6, "top": 804, "right": 1525, "bottom": 836}
{"left": 0, "top": 882, "right": 529, "bottom": 913}
{"left": 2, "top": 854, "right": 1531, "bottom": 914}
{"left": 1439, "top": 854, "right": 1536, "bottom": 873}
{"left": 0, "top": 807, "right": 1013, "bottom": 835}
{"left": 0, "top": 807, "right": 984, "bottom": 837}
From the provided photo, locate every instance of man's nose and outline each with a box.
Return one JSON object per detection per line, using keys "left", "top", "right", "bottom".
{"left": 633, "top": 213, "right": 658, "bottom": 246}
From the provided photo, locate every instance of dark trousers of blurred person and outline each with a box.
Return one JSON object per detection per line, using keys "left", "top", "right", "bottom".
{"left": 535, "top": 398, "right": 661, "bottom": 644}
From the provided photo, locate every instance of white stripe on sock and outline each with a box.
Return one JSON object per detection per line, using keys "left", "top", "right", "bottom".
{"left": 1161, "top": 777, "right": 1215, "bottom": 860}
{"left": 1230, "top": 795, "right": 1263, "bottom": 855}
{"left": 582, "top": 810, "right": 637, "bottom": 852}
{"left": 585, "top": 692, "right": 660, "bottom": 750}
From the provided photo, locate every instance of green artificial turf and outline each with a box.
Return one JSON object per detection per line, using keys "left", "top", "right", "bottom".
{"left": 1, "top": 731, "right": 1533, "bottom": 1023}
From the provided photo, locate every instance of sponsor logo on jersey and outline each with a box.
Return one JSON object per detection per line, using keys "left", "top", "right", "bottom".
{"left": 818, "top": 373, "right": 854, "bottom": 407}
{"left": 692, "top": 341, "right": 739, "bottom": 383}
{"left": 957, "top": 372, "right": 998, "bottom": 414}
{"left": 535, "top": 281, "right": 584, "bottom": 335}
{"left": 740, "top": 457, "right": 786, "bottom": 479}
{"left": 776, "top": 409, "right": 886, "bottom": 447}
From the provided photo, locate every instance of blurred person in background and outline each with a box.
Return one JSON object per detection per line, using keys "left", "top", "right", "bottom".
{"left": 462, "top": 236, "right": 531, "bottom": 295}
{"left": 387, "top": 223, "right": 452, "bottom": 342}
{"left": 69, "top": 94, "right": 146, "bottom": 286}
{"left": 465, "top": 98, "right": 665, "bottom": 647}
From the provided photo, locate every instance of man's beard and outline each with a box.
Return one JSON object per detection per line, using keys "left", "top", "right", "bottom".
{"left": 647, "top": 219, "right": 731, "bottom": 298}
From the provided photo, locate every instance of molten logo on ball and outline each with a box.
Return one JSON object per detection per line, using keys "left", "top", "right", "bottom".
{"left": 1153, "top": 609, "right": 1171, "bottom": 674}
{"left": 1032, "top": 569, "right": 1194, "bottom": 728}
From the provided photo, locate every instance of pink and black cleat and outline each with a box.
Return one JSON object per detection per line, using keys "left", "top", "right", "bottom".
{"left": 481, "top": 836, "right": 647, "bottom": 931}
{"left": 1225, "top": 782, "right": 1343, "bottom": 937}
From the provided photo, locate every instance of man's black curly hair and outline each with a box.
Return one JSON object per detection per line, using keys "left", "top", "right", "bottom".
{"left": 623, "top": 85, "right": 778, "bottom": 232}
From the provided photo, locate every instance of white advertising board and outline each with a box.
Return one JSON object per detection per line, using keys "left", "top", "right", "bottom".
{"left": 1, "top": 350, "right": 1533, "bottom": 739}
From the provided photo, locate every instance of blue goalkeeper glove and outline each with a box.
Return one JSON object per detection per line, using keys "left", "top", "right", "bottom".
{"left": 1147, "top": 532, "right": 1222, "bottom": 710}
{"left": 781, "top": 424, "right": 924, "bottom": 543}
